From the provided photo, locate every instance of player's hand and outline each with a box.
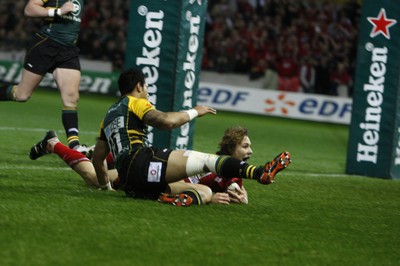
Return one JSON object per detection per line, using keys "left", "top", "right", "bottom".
{"left": 227, "top": 185, "right": 248, "bottom": 204}
{"left": 98, "top": 181, "right": 115, "bottom": 191}
{"left": 194, "top": 105, "right": 217, "bottom": 117}
{"left": 211, "top": 192, "right": 230, "bottom": 205}
{"left": 227, "top": 188, "right": 247, "bottom": 204}
{"left": 98, "top": 187, "right": 116, "bottom": 192}
{"left": 60, "top": 1, "right": 75, "bottom": 15}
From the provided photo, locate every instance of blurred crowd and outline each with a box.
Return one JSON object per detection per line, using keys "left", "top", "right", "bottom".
{"left": 204, "top": 0, "right": 361, "bottom": 97}
{"left": 0, "top": 0, "right": 361, "bottom": 97}
{"left": 0, "top": 0, "right": 129, "bottom": 71}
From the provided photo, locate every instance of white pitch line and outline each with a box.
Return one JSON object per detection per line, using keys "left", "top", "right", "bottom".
{"left": 0, "top": 165, "right": 355, "bottom": 178}
{"left": 0, "top": 126, "right": 98, "bottom": 135}
{"left": 0, "top": 127, "right": 362, "bottom": 178}
{"left": 0, "top": 165, "right": 71, "bottom": 171}
{"left": 283, "top": 172, "right": 355, "bottom": 178}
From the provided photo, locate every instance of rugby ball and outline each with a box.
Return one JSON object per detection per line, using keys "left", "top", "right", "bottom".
{"left": 227, "top": 182, "right": 248, "bottom": 204}
{"left": 227, "top": 182, "right": 241, "bottom": 191}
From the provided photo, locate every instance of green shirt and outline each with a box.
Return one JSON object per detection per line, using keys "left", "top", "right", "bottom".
{"left": 99, "top": 96, "right": 156, "bottom": 170}
{"left": 40, "top": 0, "right": 84, "bottom": 46}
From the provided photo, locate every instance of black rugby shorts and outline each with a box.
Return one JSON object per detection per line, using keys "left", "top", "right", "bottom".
{"left": 122, "top": 147, "right": 172, "bottom": 200}
{"left": 24, "top": 33, "right": 81, "bottom": 75}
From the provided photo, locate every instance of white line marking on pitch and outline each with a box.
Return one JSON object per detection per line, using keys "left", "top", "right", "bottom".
{"left": 0, "top": 127, "right": 98, "bottom": 135}
{"left": 0, "top": 165, "right": 70, "bottom": 171}
{"left": 0, "top": 165, "right": 355, "bottom": 178}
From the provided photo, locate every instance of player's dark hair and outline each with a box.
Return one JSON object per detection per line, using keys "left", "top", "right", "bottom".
{"left": 217, "top": 126, "right": 249, "bottom": 156}
{"left": 118, "top": 68, "right": 145, "bottom": 95}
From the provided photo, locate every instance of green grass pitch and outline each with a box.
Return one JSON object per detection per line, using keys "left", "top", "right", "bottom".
{"left": 0, "top": 89, "right": 399, "bottom": 266}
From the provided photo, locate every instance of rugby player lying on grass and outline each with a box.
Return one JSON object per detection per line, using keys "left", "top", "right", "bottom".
{"left": 29, "top": 132, "right": 214, "bottom": 206}
{"left": 29, "top": 68, "right": 291, "bottom": 206}
{"left": 183, "top": 126, "right": 257, "bottom": 205}
{"left": 29, "top": 129, "right": 290, "bottom": 206}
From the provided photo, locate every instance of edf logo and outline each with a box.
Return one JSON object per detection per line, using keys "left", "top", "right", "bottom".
{"left": 197, "top": 86, "right": 352, "bottom": 124}
{"left": 265, "top": 93, "right": 352, "bottom": 119}
{"left": 299, "top": 98, "right": 352, "bottom": 118}
{"left": 198, "top": 87, "right": 248, "bottom": 105}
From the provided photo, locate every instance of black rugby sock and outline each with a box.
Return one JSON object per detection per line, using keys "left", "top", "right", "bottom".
{"left": 62, "top": 107, "right": 80, "bottom": 148}
{"left": 182, "top": 189, "right": 203, "bottom": 205}
{"left": 215, "top": 156, "right": 263, "bottom": 180}
{"left": 0, "top": 84, "right": 14, "bottom": 101}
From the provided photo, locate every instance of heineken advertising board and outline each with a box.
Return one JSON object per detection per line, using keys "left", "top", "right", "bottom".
{"left": 346, "top": 0, "right": 400, "bottom": 179}
{"left": 0, "top": 61, "right": 119, "bottom": 95}
{"left": 125, "top": 0, "right": 207, "bottom": 149}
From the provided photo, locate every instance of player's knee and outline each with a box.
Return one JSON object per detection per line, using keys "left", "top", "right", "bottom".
{"left": 13, "top": 88, "right": 32, "bottom": 102}
{"left": 71, "top": 94, "right": 79, "bottom": 104}
{"left": 15, "top": 95, "right": 31, "bottom": 102}
{"left": 64, "top": 98, "right": 79, "bottom": 107}
{"left": 82, "top": 171, "right": 98, "bottom": 187}
{"left": 61, "top": 90, "right": 79, "bottom": 107}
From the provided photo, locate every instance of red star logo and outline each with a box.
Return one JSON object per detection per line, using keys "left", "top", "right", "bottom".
{"left": 367, "top": 8, "right": 397, "bottom": 39}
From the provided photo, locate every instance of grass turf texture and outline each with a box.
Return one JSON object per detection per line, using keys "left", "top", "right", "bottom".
{"left": 0, "top": 89, "right": 399, "bottom": 266}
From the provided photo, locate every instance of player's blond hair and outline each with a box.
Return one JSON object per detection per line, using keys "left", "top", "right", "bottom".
{"left": 217, "top": 126, "right": 249, "bottom": 156}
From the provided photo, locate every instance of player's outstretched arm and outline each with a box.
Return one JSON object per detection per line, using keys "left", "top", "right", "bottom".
{"left": 143, "top": 106, "right": 216, "bottom": 130}
{"left": 193, "top": 105, "right": 217, "bottom": 117}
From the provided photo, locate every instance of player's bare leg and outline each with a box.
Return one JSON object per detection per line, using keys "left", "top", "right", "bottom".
{"left": 161, "top": 181, "right": 213, "bottom": 206}
{"left": 29, "top": 130, "right": 118, "bottom": 188}
{"left": 53, "top": 68, "right": 85, "bottom": 151}
{"left": 0, "top": 69, "right": 42, "bottom": 101}
{"left": 166, "top": 150, "right": 291, "bottom": 185}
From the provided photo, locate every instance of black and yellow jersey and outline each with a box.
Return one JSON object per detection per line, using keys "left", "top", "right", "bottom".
{"left": 40, "top": 0, "right": 84, "bottom": 46}
{"left": 99, "top": 96, "right": 155, "bottom": 169}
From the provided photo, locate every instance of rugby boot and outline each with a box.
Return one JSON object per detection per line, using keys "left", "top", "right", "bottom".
{"left": 29, "top": 130, "right": 57, "bottom": 160}
{"left": 259, "top": 151, "right": 291, "bottom": 184}
{"left": 83, "top": 145, "right": 95, "bottom": 159}
{"left": 158, "top": 193, "right": 193, "bottom": 207}
{"left": 73, "top": 144, "right": 90, "bottom": 155}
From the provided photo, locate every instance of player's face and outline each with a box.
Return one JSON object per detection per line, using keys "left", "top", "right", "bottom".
{"left": 141, "top": 83, "right": 149, "bottom": 99}
{"left": 232, "top": 136, "right": 252, "bottom": 161}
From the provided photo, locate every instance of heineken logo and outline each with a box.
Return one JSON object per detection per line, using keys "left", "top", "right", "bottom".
{"left": 135, "top": 6, "right": 165, "bottom": 144}
{"left": 136, "top": 7, "right": 164, "bottom": 106}
{"left": 182, "top": 11, "right": 200, "bottom": 108}
{"left": 125, "top": 1, "right": 207, "bottom": 149}
{"left": 177, "top": 10, "right": 202, "bottom": 149}
{"left": 357, "top": 44, "right": 388, "bottom": 163}
{"left": 189, "top": 0, "right": 202, "bottom": 4}
{"left": 0, "top": 62, "right": 117, "bottom": 94}
{"left": 396, "top": 127, "right": 400, "bottom": 166}
{"left": 346, "top": 1, "right": 400, "bottom": 179}
{"left": 367, "top": 8, "right": 397, "bottom": 39}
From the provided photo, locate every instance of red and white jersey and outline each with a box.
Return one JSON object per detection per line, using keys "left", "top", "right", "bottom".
{"left": 184, "top": 173, "right": 243, "bottom": 192}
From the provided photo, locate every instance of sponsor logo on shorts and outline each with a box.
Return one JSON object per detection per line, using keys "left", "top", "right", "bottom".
{"left": 147, "top": 162, "right": 162, "bottom": 182}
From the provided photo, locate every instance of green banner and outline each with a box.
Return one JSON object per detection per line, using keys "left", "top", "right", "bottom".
{"left": 170, "top": 1, "right": 207, "bottom": 149}
{"left": 346, "top": 0, "right": 400, "bottom": 179}
{"left": 0, "top": 60, "right": 119, "bottom": 95}
{"left": 125, "top": 0, "right": 207, "bottom": 149}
